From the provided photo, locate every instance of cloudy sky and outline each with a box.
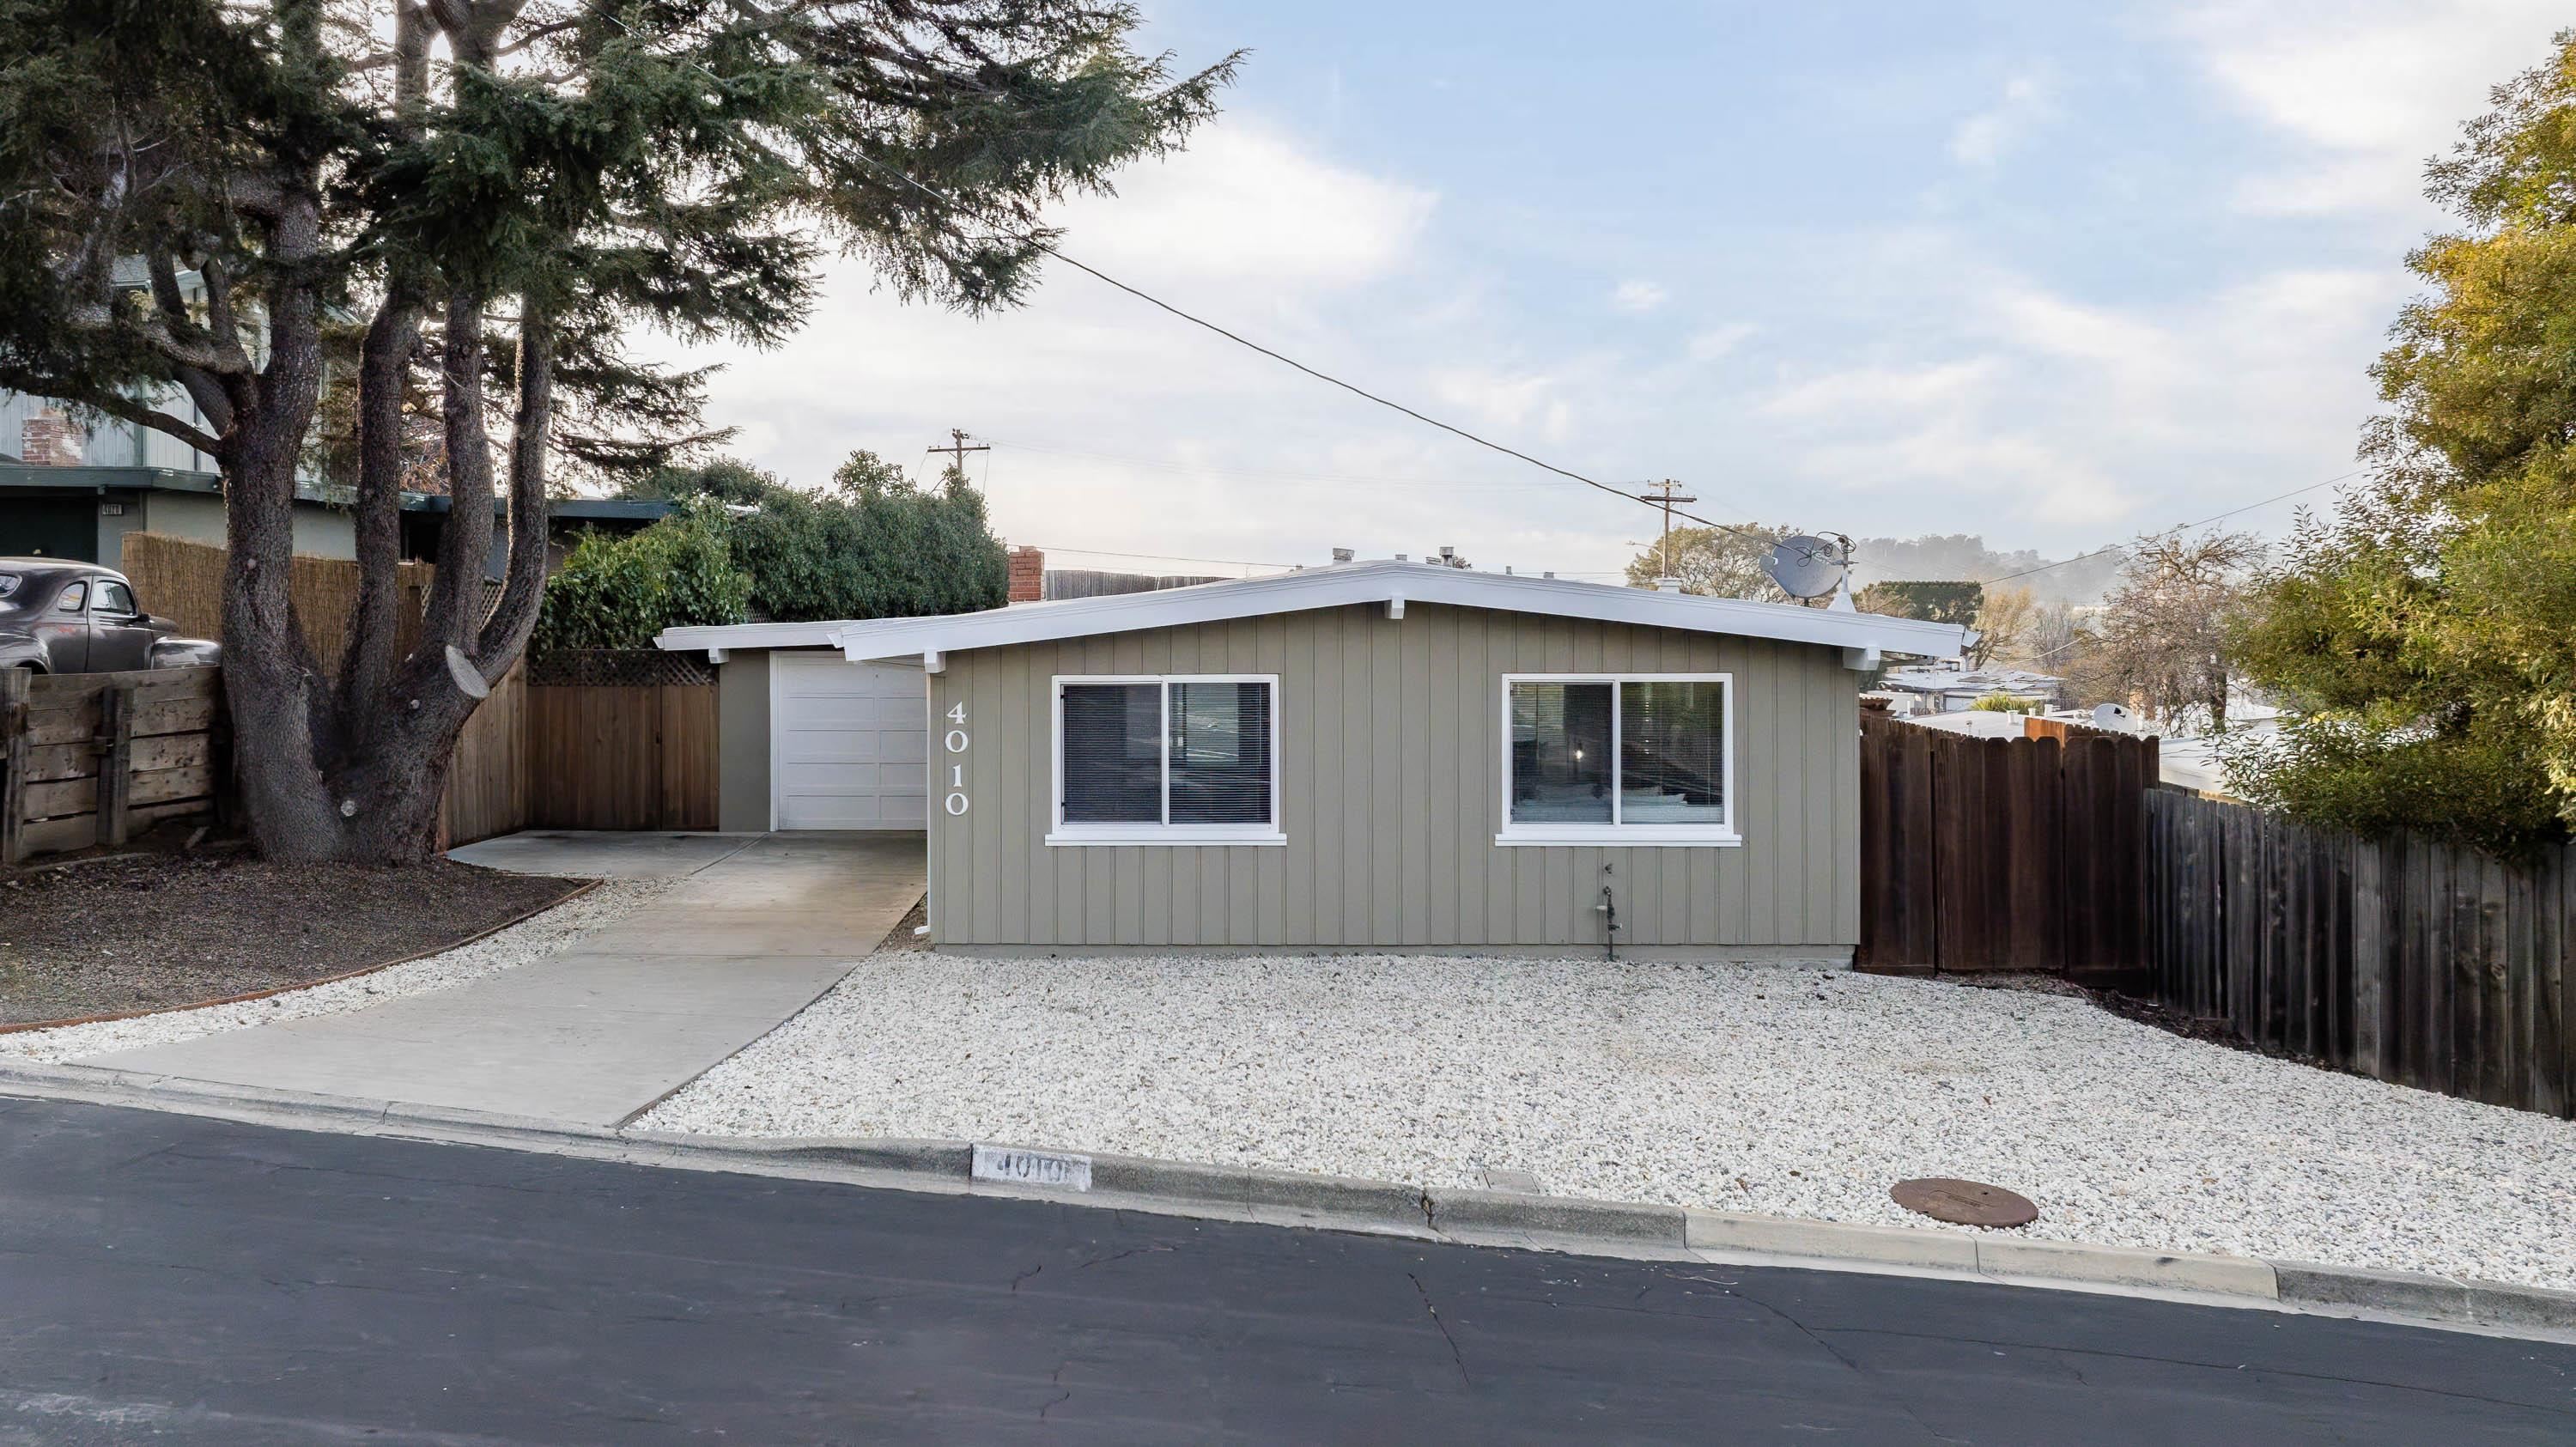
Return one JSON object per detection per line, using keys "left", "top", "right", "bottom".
{"left": 671, "top": 0, "right": 2567, "bottom": 582}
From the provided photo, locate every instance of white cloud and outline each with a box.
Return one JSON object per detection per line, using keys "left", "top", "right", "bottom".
{"left": 1686, "top": 323, "right": 1756, "bottom": 361}
{"left": 1609, "top": 278, "right": 1668, "bottom": 313}
{"left": 1053, "top": 122, "right": 1437, "bottom": 289}
{"left": 1948, "top": 74, "right": 2054, "bottom": 167}
{"left": 1761, "top": 359, "right": 2001, "bottom": 420}
{"left": 2173, "top": 0, "right": 2566, "bottom": 216}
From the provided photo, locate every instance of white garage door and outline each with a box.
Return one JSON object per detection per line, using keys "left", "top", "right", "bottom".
{"left": 770, "top": 654, "right": 928, "bottom": 830}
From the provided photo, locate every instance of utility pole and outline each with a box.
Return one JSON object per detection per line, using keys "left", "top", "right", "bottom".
{"left": 926, "top": 428, "right": 989, "bottom": 477}
{"left": 1643, "top": 478, "right": 1697, "bottom": 578}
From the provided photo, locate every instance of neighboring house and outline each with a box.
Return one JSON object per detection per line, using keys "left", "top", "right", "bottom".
{"left": 1878, "top": 663, "right": 2064, "bottom": 713}
{"left": 659, "top": 557, "right": 1966, "bottom": 959}
{"left": 1, "top": 459, "right": 671, "bottom": 571}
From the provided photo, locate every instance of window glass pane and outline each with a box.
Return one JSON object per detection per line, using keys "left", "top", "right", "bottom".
{"left": 1620, "top": 681, "right": 1726, "bottom": 824}
{"left": 1061, "top": 683, "right": 1162, "bottom": 822}
{"left": 56, "top": 581, "right": 86, "bottom": 613}
{"left": 1510, "top": 682, "right": 1613, "bottom": 823}
{"left": 1169, "top": 681, "right": 1272, "bottom": 824}
{"left": 97, "top": 581, "right": 136, "bottom": 615}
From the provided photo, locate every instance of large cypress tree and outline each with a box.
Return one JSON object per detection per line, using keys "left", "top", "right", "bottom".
{"left": 0, "top": 0, "right": 1235, "bottom": 861}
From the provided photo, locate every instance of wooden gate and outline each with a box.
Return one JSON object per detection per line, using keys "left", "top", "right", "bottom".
{"left": 1857, "top": 711, "right": 2157, "bottom": 980}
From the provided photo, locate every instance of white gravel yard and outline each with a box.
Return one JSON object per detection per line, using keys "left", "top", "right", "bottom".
{"left": 640, "top": 951, "right": 2576, "bottom": 1292}
{"left": 0, "top": 879, "right": 672, "bottom": 1063}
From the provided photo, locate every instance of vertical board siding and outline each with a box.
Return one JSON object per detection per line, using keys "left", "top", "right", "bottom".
{"left": 928, "top": 601, "right": 1859, "bottom": 949}
{"left": 2142, "top": 790, "right": 2576, "bottom": 1120}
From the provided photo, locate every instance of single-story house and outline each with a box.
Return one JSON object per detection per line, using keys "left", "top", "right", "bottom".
{"left": 660, "top": 559, "right": 1965, "bottom": 959}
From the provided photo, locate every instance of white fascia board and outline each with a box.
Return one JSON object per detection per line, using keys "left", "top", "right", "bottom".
{"left": 828, "top": 562, "right": 1968, "bottom": 662}
{"left": 653, "top": 620, "right": 861, "bottom": 653}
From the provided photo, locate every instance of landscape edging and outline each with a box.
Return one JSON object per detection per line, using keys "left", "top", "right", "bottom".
{"left": 1, "top": 1055, "right": 2567, "bottom": 1340}
{"left": 0, "top": 879, "right": 601, "bottom": 1037}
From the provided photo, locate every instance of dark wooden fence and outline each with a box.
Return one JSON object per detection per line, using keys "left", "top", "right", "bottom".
{"left": 2, "top": 666, "right": 225, "bottom": 863}
{"left": 1857, "top": 711, "right": 2159, "bottom": 979}
{"left": 2145, "top": 790, "right": 2574, "bottom": 1118}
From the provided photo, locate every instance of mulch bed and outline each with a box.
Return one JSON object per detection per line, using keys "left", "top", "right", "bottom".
{"left": 0, "top": 848, "right": 581, "bottom": 1026}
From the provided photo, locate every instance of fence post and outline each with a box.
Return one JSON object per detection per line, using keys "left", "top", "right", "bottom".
{"left": 0, "top": 667, "right": 27, "bottom": 866}
{"left": 96, "top": 678, "right": 136, "bottom": 848}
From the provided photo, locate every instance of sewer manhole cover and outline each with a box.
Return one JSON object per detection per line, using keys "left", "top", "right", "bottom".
{"left": 1891, "top": 1177, "right": 2038, "bottom": 1228}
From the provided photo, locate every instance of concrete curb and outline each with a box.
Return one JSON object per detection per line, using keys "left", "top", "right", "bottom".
{"left": 3, "top": 1055, "right": 2567, "bottom": 1340}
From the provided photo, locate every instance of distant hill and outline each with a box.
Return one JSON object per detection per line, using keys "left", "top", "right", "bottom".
{"left": 1848, "top": 533, "right": 2125, "bottom": 605}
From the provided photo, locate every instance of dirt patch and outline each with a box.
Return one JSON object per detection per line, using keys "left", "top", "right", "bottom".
{"left": 878, "top": 893, "right": 930, "bottom": 952}
{"left": 0, "top": 848, "right": 581, "bottom": 1025}
{"left": 1929, "top": 969, "right": 2334, "bottom": 1067}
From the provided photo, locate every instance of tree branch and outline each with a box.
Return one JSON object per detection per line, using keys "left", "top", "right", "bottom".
{"left": 477, "top": 302, "right": 553, "bottom": 668}
{"left": 422, "top": 289, "right": 495, "bottom": 652}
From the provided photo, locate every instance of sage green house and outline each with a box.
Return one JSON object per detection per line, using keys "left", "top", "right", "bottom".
{"left": 750, "top": 559, "right": 1964, "bottom": 960}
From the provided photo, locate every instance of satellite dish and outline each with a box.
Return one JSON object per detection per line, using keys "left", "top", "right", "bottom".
{"left": 1763, "top": 535, "right": 1847, "bottom": 599}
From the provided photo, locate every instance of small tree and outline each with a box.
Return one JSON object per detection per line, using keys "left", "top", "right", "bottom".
{"left": 533, "top": 506, "right": 750, "bottom": 654}
{"left": 1854, "top": 581, "right": 1984, "bottom": 628}
{"left": 0, "top": 0, "right": 1236, "bottom": 861}
{"left": 1965, "top": 585, "right": 2041, "bottom": 668}
{"left": 2091, "top": 531, "right": 2263, "bottom": 734}
{"left": 1623, "top": 524, "right": 1799, "bottom": 600}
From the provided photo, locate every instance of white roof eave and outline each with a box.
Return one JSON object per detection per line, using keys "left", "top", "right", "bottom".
{"left": 819, "top": 562, "right": 1969, "bottom": 665}
{"left": 653, "top": 619, "right": 855, "bottom": 652}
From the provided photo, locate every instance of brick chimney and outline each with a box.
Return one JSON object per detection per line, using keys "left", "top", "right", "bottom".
{"left": 1006, "top": 544, "right": 1044, "bottom": 604}
{"left": 21, "top": 409, "right": 83, "bottom": 467}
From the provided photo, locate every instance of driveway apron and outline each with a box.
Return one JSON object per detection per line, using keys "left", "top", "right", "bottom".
{"left": 78, "top": 833, "right": 923, "bottom": 1128}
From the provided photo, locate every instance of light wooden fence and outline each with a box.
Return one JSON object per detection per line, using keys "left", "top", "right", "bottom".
{"left": 520, "top": 651, "right": 718, "bottom": 832}
{"left": 2, "top": 667, "right": 225, "bottom": 863}
{"left": 119, "top": 532, "right": 434, "bottom": 667}
{"left": 2145, "top": 790, "right": 2574, "bottom": 1119}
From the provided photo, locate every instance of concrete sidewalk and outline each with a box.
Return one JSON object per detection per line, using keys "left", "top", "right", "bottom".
{"left": 81, "top": 833, "right": 924, "bottom": 1127}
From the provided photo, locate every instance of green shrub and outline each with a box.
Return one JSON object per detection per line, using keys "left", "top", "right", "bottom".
{"left": 533, "top": 502, "right": 751, "bottom": 654}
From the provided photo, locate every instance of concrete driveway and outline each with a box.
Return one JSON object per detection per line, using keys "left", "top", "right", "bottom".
{"left": 82, "top": 832, "right": 925, "bottom": 1127}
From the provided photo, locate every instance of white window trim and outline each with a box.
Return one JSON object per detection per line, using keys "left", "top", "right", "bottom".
{"left": 1048, "top": 673, "right": 1285, "bottom": 846}
{"left": 1496, "top": 672, "right": 1741, "bottom": 848}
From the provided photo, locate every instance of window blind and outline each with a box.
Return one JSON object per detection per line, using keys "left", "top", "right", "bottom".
{"left": 1169, "top": 681, "right": 1272, "bottom": 824}
{"left": 1619, "top": 680, "right": 1725, "bottom": 824}
{"left": 1509, "top": 681, "right": 1613, "bottom": 823}
{"left": 1060, "top": 683, "right": 1162, "bottom": 822}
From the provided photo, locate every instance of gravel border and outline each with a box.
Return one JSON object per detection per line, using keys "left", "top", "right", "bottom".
{"left": 0, "top": 879, "right": 675, "bottom": 1064}
{"left": 638, "top": 951, "right": 2576, "bottom": 1292}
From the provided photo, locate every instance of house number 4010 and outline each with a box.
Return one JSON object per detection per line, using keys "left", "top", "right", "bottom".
{"left": 942, "top": 702, "right": 969, "bottom": 815}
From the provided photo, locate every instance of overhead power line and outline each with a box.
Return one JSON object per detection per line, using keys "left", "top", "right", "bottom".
{"left": 574, "top": 0, "right": 1826, "bottom": 561}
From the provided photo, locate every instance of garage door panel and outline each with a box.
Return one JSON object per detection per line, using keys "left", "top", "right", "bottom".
{"left": 771, "top": 655, "right": 927, "bottom": 831}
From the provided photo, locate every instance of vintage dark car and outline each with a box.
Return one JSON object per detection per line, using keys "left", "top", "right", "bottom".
{"left": 0, "top": 559, "right": 221, "bottom": 674}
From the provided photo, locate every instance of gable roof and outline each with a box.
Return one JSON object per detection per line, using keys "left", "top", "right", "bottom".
{"left": 657, "top": 559, "right": 1969, "bottom": 665}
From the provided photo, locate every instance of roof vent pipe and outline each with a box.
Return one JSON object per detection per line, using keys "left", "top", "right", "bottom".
{"left": 1394, "top": 553, "right": 1408, "bottom": 562}
{"left": 1655, "top": 577, "right": 1686, "bottom": 594}
{"left": 1331, "top": 547, "right": 1355, "bottom": 563}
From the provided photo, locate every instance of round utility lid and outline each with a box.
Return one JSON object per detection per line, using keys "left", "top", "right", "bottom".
{"left": 1891, "top": 1177, "right": 2038, "bottom": 1228}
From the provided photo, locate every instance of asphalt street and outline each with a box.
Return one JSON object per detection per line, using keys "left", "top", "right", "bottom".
{"left": 1, "top": 1096, "right": 2571, "bottom": 1444}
